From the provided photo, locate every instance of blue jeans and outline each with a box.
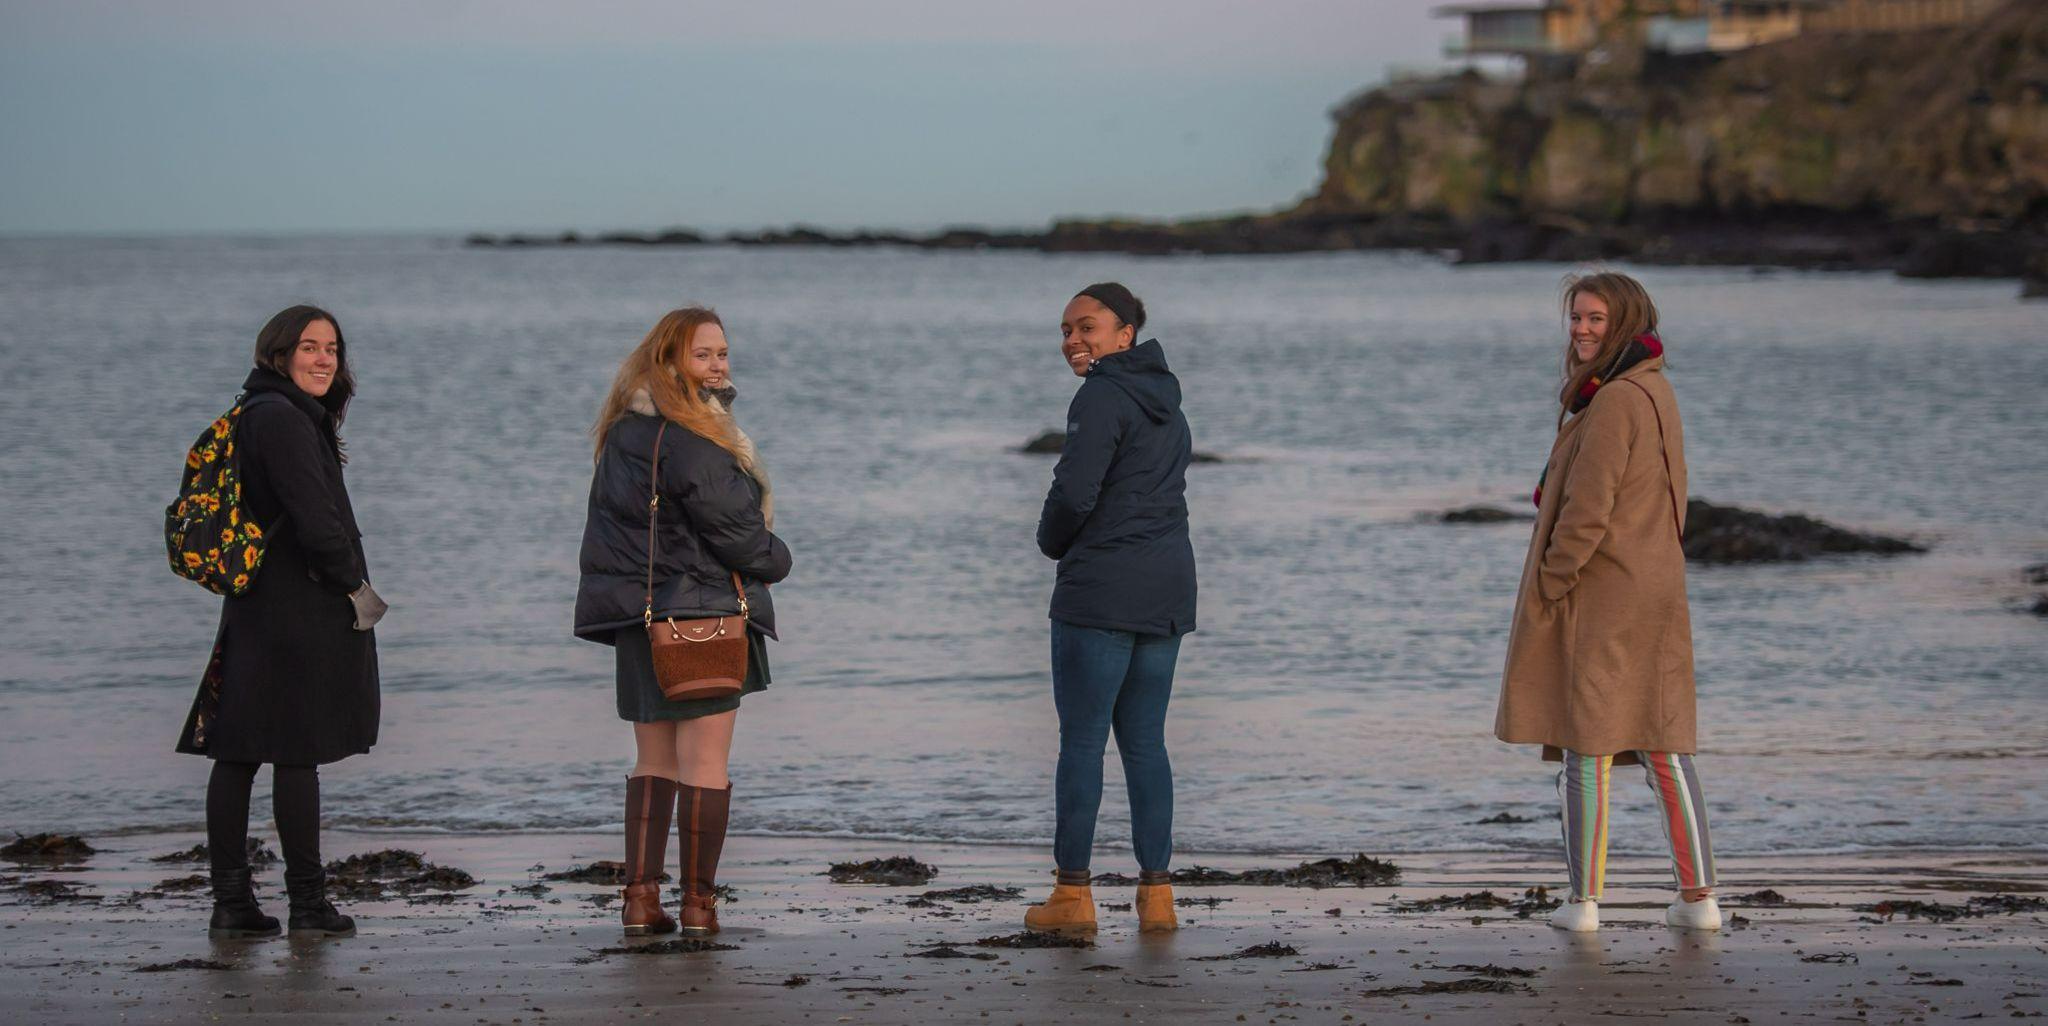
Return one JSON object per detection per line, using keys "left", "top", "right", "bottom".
{"left": 1050, "top": 621, "right": 1181, "bottom": 873}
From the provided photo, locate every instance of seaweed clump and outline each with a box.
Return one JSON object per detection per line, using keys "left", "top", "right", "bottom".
{"left": 826, "top": 856, "right": 938, "bottom": 886}
{"left": 325, "top": 850, "right": 477, "bottom": 899}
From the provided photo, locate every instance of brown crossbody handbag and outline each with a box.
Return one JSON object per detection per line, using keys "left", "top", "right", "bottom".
{"left": 642, "top": 422, "right": 751, "bottom": 702}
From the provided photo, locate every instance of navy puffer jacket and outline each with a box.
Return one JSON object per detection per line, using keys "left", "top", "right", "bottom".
{"left": 1037, "top": 339, "right": 1197, "bottom": 636}
{"left": 575, "top": 411, "right": 791, "bottom": 643}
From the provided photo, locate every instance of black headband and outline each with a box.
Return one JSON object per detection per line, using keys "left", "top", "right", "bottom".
{"left": 1075, "top": 285, "right": 1140, "bottom": 330}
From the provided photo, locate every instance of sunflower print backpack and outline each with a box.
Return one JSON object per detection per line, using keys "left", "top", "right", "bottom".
{"left": 165, "top": 393, "right": 281, "bottom": 596}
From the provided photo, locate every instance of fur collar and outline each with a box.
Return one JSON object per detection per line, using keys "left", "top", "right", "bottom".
{"left": 628, "top": 387, "right": 774, "bottom": 529}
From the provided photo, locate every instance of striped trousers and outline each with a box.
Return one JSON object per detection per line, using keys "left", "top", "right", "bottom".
{"left": 1558, "top": 750, "right": 1716, "bottom": 901}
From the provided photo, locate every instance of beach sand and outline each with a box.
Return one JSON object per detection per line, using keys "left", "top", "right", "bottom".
{"left": 3, "top": 831, "right": 2043, "bottom": 1025}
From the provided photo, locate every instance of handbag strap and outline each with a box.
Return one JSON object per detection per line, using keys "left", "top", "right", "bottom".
{"left": 642, "top": 421, "right": 751, "bottom": 626}
{"left": 1616, "top": 378, "right": 1684, "bottom": 542}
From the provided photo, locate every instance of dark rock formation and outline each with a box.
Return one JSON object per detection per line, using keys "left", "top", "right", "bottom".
{"left": 1682, "top": 500, "right": 1924, "bottom": 563}
{"left": 1021, "top": 430, "right": 1223, "bottom": 463}
{"left": 1021, "top": 430, "right": 1065, "bottom": 454}
{"left": 2026, "top": 253, "right": 2048, "bottom": 298}
{"left": 1441, "top": 505, "right": 1532, "bottom": 524}
{"left": 1473, "top": 811, "right": 1536, "bottom": 824}
{"left": 1897, "top": 231, "right": 2040, "bottom": 279}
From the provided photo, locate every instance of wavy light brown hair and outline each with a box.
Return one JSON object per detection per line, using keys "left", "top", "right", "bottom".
{"left": 1557, "top": 271, "right": 1659, "bottom": 424}
{"left": 592, "top": 306, "right": 742, "bottom": 462}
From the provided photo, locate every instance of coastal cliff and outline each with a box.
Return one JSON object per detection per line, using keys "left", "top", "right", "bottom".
{"left": 469, "top": 1, "right": 2045, "bottom": 285}
{"left": 1311, "top": 3, "right": 2046, "bottom": 226}
{"left": 1294, "top": 0, "right": 2045, "bottom": 271}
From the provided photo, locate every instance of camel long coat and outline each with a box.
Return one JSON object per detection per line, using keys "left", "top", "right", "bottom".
{"left": 1495, "top": 357, "right": 1696, "bottom": 764}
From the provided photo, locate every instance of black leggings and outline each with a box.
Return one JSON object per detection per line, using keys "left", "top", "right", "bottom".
{"left": 206, "top": 761, "right": 321, "bottom": 879}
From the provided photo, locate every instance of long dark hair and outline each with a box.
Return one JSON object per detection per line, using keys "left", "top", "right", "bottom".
{"left": 254, "top": 304, "right": 354, "bottom": 461}
{"left": 254, "top": 304, "right": 355, "bottom": 423}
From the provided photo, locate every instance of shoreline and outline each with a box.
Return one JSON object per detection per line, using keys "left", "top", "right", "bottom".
{"left": 39, "top": 820, "right": 2048, "bottom": 861}
{"left": 461, "top": 219, "right": 2048, "bottom": 299}
{"left": 5, "top": 830, "right": 2043, "bottom": 1024}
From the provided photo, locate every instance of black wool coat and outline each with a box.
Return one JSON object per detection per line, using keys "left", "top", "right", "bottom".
{"left": 574, "top": 409, "right": 791, "bottom": 644}
{"left": 177, "top": 368, "right": 380, "bottom": 766}
{"left": 1037, "top": 339, "right": 1198, "bottom": 636}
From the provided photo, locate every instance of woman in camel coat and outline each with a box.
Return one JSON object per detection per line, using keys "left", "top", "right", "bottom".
{"left": 1496, "top": 271, "right": 1720, "bottom": 934}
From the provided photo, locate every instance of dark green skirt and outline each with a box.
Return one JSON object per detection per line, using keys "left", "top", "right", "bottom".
{"left": 614, "top": 626, "right": 770, "bottom": 722}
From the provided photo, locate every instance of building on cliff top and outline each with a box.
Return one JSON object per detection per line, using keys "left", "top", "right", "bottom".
{"left": 1439, "top": 0, "right": 2005, "bottom": 63}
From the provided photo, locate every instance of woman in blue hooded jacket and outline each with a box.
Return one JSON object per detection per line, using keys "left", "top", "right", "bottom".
{"left": 1023, "top": 282, "right": 1197, "bottom": 935}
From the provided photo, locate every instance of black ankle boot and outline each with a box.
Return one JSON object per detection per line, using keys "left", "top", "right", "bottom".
{"left": 207, "top": 867, "right": 280, "bottom": 938}
{"left": 285, "top": 870, "right": 355, "bottom": 937}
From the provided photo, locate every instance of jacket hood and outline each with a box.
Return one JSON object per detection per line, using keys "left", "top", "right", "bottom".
{"left": 1089, "top": 339, "right": 1181, "bottom": 425}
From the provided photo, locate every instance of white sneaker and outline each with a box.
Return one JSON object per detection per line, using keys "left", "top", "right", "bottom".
{"left": 1549, "top": 899, "right": 1599, "bottom": 932}
{"left": 1666, "top": 895, "right": 1723, "bottom": 931}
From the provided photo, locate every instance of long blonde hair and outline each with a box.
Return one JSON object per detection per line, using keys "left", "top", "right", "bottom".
{"left": 1557, "top": 271, "right": 1659, "bottom": 425}
{"left": 592, "top": 307, "right": 743, "bottom": 461}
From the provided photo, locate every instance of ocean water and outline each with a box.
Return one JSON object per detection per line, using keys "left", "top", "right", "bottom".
{"left": 0, "top": 236, "right": 2042, "bottom": 859}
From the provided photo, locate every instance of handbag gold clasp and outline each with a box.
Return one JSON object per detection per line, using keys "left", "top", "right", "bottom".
{"left": 665, "top": 617, "right": 728, "bottom": 642}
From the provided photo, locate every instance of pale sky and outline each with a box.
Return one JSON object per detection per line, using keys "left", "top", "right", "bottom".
{"left": 0, "top": 1, "right": 1451, "bottom": 233}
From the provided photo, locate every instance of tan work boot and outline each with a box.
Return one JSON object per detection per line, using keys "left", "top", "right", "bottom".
{"left": 1136, "top": 870, "right": 1177, "bottom": 933}
{"left": 1023, "top": 869, "right": 1097, "bottom": 933}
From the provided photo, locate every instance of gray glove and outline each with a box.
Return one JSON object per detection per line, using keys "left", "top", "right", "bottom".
{"left": 348, "top": 581, "right": 389, "bottom": 632}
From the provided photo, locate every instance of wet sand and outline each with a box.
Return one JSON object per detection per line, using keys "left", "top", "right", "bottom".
{"left": 3, "top": 831, "right": 2043, "bottom": 1025}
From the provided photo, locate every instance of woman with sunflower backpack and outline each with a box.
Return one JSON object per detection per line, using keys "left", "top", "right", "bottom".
{"left": 174, "top": 304, "right": 386, "bottom": 940}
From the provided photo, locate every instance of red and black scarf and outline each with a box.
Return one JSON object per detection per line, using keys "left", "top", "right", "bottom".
{"left": 1533, "top": 333, "right": 1664, "bottom": 508}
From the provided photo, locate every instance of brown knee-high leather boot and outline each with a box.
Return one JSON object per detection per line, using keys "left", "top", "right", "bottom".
{"left": 621, "top": 776, "right": 678, "bottom": 936}
{"left": 677, "top": 783, "right": 732, "bottom": 936}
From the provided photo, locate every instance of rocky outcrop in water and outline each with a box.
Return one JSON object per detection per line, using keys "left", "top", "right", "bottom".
{"left": 2024, "top": 253, "right": 2048, "bottom": 299}
{"left": 1681, "top": 500, "right": 1924, "bottom": 564}
{"left": 2024, "top": 563, "right": 2048, "bottom": 616}
{"left": 1433, "top": 500, "right": 1924, "bottom": 564}
{"left": 1441, "top": 505, "right": 1532, "bottom": 524}
{"left": 1020, "top": 430, "right": 1224, "bottom": 463}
